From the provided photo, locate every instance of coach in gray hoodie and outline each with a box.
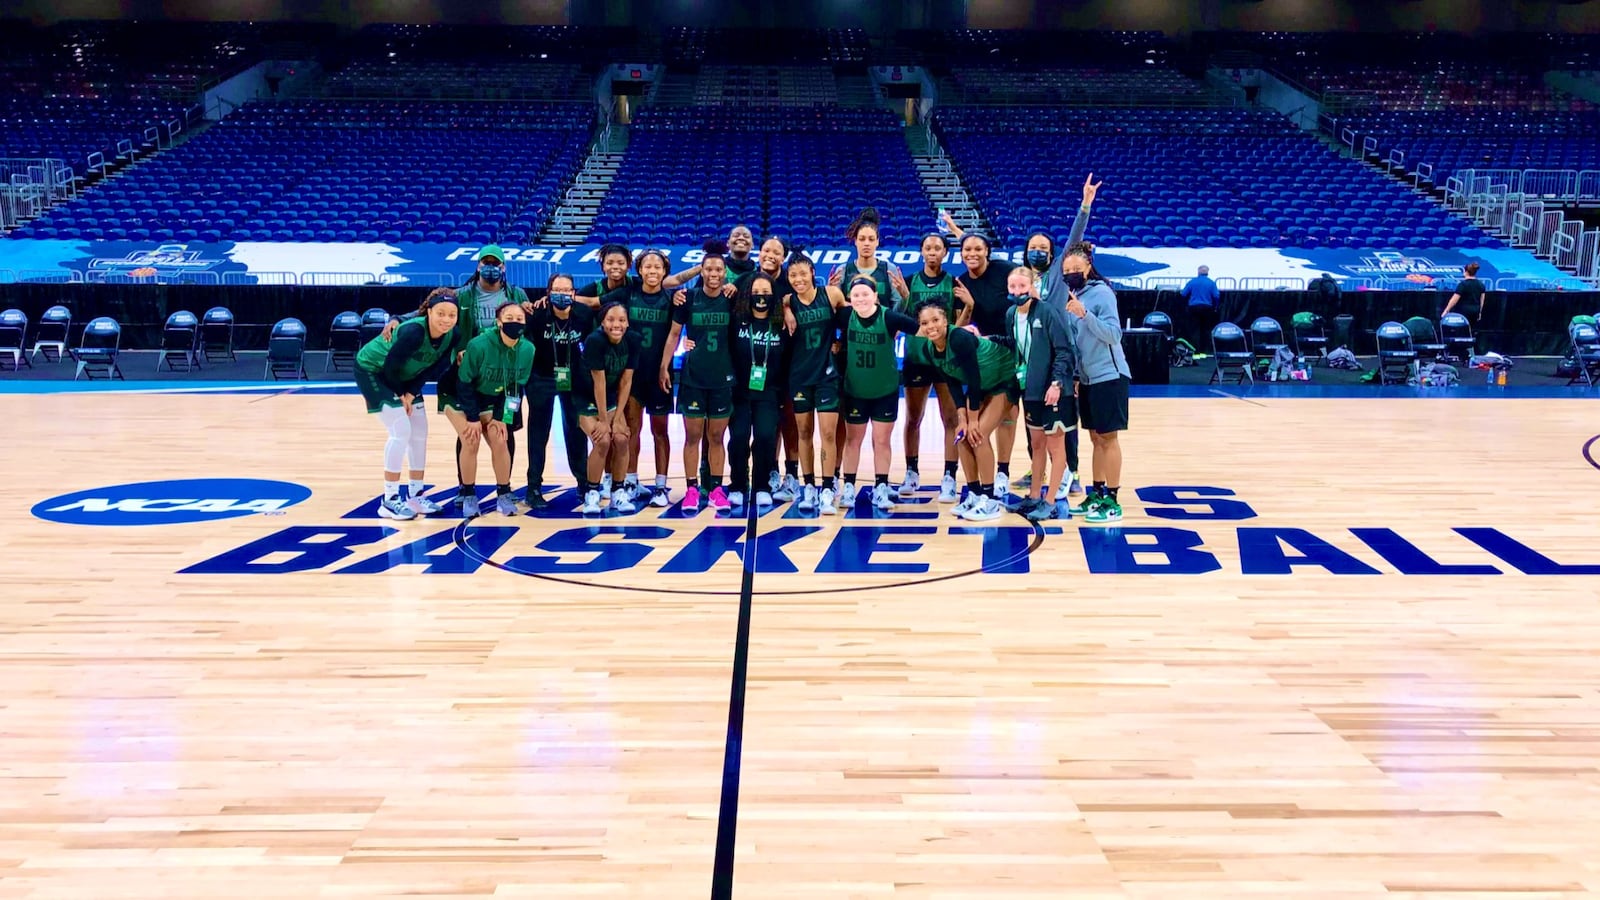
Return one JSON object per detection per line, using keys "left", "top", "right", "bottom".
{"left": 1061, "top": 242, "right": 1129, "bottom": 524}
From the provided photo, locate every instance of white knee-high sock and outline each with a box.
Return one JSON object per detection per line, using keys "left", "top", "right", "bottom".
{"left": 407, "top": 405, "right": 429, "bottom": 471}
{"left": 379, "top": 405, "right": 411, "bottom": 474}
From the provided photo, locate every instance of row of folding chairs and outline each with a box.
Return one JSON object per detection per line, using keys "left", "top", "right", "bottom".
{"left": 1206, "top": 314, "right": 1479, "bottom": 385}
{"left": 0, "top": 307, "right": 312, "bottom": 381}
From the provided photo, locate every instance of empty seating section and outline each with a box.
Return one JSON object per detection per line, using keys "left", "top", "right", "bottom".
{"left": 319, "top": 24, "right": 625, "bottom": 100}
{"left": 1348, "top": 110, "right": 1600, "bottom": 188}
{"left": 948, "top": 67, "right": 1201, "bottom": 106}
{"left": 692, "top": 67, "right": 838, "bottom": 106}
{"left": 665, "top": 28, "right": 868, "bottom": 65}
{"left": 1214, "top": 32, "right": 1600, "bottom": 188}
{"left": 0, "top": 98, "right": 188, "bottom": 174}
{"left": 902, "top": 29, "right": 1175, "bottom": 69}
{"left": 0, "top": 20, "right": 293, "bottom": 101}
{"left": 325, "top": 60, "right": 586, "bottom": 101}
{"left": 945, "top": 68, "right": 1210, "bottom": 106}
{"left": 9, "top": 101, "right": 591, "bottom": 244}
{"left": 934, "top": 106, "right": 1499, "bottom": 249}
{"left": 590, "top": 107, "right": 932, "bottom": 246}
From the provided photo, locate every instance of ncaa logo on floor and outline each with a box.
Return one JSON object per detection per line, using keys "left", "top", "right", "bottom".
{"left": 31, "top": 479, "right": 313, "bottom": 526}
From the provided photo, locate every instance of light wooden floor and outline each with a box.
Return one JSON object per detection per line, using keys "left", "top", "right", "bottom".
{"left": 3, "top": 391, "right": 1600, "bottom": 898}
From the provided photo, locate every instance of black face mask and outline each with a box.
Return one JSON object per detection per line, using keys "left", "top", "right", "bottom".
{"left": 1026, "top": 249, "right": 1050, "bottom": 272}
{"left": 1007, "top": 292, "right": 1031, "bottom": 305}
{"left": 752, "top": 294, "right": 772, "bottom": 315}
{"left": 500, "top": 321, "right": 526, "bottom": 340}
{"left": 1064, "top": 272, "right": 1088, "bottom": 293}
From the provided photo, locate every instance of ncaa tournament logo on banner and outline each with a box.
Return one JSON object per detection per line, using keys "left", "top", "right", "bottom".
{"left": 31, "top": 479, "right": 313, "bottom": 527}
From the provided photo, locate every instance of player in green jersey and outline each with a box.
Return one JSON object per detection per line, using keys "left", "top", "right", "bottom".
{"left": 836, "top": 275, "right": 919, "bottom": 513}
{"left": 897, "top": 231, "right": 963, "bottom": 504}
{"left": 782, "top": 253, "right": 848, "bottom": 514}
{"left": 353, "top": 289, "right": 463, "bottom": 521}
{"left": 661, "top": 240, "right": 738, "bottom": 513}
{"left": 905, "top": 300, "right": 1019, "bottom": 522}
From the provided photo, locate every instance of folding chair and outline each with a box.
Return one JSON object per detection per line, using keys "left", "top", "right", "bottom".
{"left": 1403, "top": 316, "right": 1446, "bottom": 363}
{"left": 1141, "top": 310, "right": 1176, "bottom": 361}
{"left": 1375, "top": 321, "right": 1417, "bottom": 385}
{"left": 359, "top": 307, "right": 392, "bottom": 345}
{"left": 159, "top": 310, "right": 201, "bottom": 372}
{"left": 1209, "top": 321, "right": 1253, "bottom": 384}
{"left": 30, "top": 305, "right": 70, "bottom": 363}
{"left": 326, "top": 310, "right": 362, "bottom": 372}
{"left": 1291, "top": 312, "right": 1328, "bottom": 364}
{"left": 265, "top": 317, "right": 308, "bottom": 380}
{"left": 201, "top": 307, "right": 236, "bottom": 363}
{"left": 1568, "top": 322, "right": 1600, "bottom": 387}
{"left": 71, "top": 317, "right": 123, "bottom": 380}
{"left": 1438, "top": 312, "right": 1474, "bottom": 364}
{"left": 1248, "top": 316, "right": 1286, "bottom": 376}
{"left": 0, "top": 309, "right": 29, "bottom": 370}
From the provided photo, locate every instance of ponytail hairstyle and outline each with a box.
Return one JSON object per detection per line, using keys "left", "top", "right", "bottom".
{"left": 598, "top": 243, "right": 633, "bottom": 281}
{"left": 494, "top": 300, "right": 523, "bottom": 320}
{"left": 960, "top": 232, "right": 993, "bottom": 256}
{"left": 1063, "top": 241, "right": 1106, "bottom": 285}
{"left": 1025, "top": 231, "right": 1056, "bottom": 260}
{"left": 635, "top": 248, "right": 672, "bottom": 276}
{"left": 416, "top": 287, "right": 459, "bottom": 315}
{"left": 1465, "top": 261, "right": 1481, "bottom": 277}
{"left": 700, "top": 238, "right": 730, "bottom": 285}
{"left": 598, "top": 299, "right": 630, "bottom": 335}
{"left": 846, "top": 207, "right": 881, "bottom": 242}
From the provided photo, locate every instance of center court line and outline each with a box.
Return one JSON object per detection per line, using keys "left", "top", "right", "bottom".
{"left": 711, "top": 495, "right": 760, "bottom": 899}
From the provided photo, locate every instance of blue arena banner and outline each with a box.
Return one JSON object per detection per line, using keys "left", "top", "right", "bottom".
{"left": 0, "top": 240, "right": 1581, "bottom": 290}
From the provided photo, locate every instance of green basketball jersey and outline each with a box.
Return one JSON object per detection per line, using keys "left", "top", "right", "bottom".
{"left": 843, "top": 310, "right": 899, "bottom": 399}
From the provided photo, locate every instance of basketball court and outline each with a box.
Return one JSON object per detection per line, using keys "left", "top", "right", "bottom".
{"left": 5, "top": 382, "right": 1600, "bottom": 897}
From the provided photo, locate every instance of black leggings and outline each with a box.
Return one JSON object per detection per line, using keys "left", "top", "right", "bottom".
{"left": 524, "top": 376, "right": 588, "bottom": 491}
{"left": 728, "top": 392, "right": 781, "bottom": 494}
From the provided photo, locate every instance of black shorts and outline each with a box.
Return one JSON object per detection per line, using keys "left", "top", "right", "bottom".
{"left": 1079, "top": 376, "right": 1130, "bottom": 434}
{"left": 477, "top": 395, "right": 526, "bottom": 432}
{"left": 434, "top": 368, "right": 461, "bottom": 413}
{"left": 679, "top": 383, "right": 732, "bottom": 419}
{"left": 844, "top": 392, "right": 899, "bottom": 425}
{"left": 628, "top": 360, "right": 675, "bottom": 417}
{"left": 792, "top": 378, "right": 840, "bottom": 414}
{"left": 902, "top": 362, "right": 939, "bottom": 390}
{"left": 1024, "top": 397, "right": 1075, "bottom": 434}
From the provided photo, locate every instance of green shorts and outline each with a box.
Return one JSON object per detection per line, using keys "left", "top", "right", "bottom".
{"left": 792, "top": 378, "right": 841, "bottom": 414}
{"left": 354, "top": 365, "right": 401, "bottom": 414}
{"left": 843, "top": 392, "right": 898, "bottom": 425}
{"left": 678, "top": 383, "right": 732, "bottom": 420}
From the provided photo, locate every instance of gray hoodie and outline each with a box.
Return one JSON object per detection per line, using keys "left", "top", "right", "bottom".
{"left": 1004, "top": 298, "right": 1076, "bottom": 402}
{"left": 1069, "top": 279, "right": 1130, "bottom": 386}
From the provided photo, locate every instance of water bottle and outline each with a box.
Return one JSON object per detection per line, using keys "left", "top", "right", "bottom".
{"left": 937, "top": 208, "right": 949, "bottom": 236}
{"left": 1497, "top": 368, "right": 1507, "bottom": 386}
{"left": 1486, "top": 367, "right": 1494, "bottom": 385}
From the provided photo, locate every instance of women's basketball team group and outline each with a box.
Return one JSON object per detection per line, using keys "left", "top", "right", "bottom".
{"left": 352, "top": 174, "right": 1131, "bottom": 525}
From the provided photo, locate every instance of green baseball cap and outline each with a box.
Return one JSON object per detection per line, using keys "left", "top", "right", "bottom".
{"left": 477, "top": 245, "right": 506, "bottom": 263}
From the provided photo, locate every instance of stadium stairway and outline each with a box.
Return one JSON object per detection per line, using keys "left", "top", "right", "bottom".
{"left": 908, "top": 125, "right": 989, "bottom": 237}
{"left": 539, "top": 136, "right": 623, "bottom": 245}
